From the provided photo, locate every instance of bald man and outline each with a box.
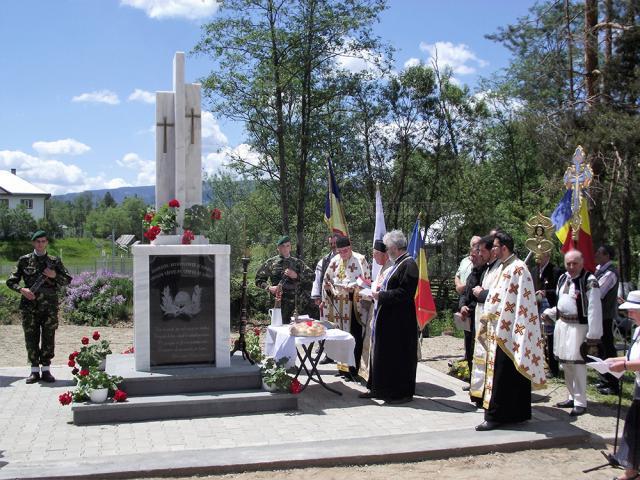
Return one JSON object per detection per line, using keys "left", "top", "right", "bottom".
{"left": 542, "top": 250, "right": 602, "bottom": 416}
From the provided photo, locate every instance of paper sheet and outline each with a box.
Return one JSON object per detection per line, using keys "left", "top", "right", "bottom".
{"left": 586, "top": 355, "right": 625, "bottom": 379}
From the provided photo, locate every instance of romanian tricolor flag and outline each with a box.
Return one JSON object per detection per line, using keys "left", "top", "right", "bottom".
{"left": 415, "top": 234, "right": 437, "bottom": 329}
{"left": 407, "top": 217, "right": 421, "bottom": 259}
{"left": 550, "top": 190, "right": 596, "bottom": 272}
{"left": 324, "top": 158, "right": 349, "bottom": 237}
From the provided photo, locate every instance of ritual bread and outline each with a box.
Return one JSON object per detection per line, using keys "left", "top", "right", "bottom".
{"left": 289, "top": 320, "right": 326, "bottom": 337}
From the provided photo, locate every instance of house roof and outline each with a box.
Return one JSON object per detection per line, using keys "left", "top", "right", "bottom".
{"left": 0, "top": 170, "right": 50, "bottom": 196}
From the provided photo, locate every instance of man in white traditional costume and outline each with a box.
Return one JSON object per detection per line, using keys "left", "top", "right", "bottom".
{"left": 475, "top": 231, "right": 547, "bottom": 431}
{"left": 542, "top": 250, "right": 602, "bottom": 416}
{"left": 358, "top": 239, "right": 392, "bottom": 382}
{"left": 322, "top": 236, "right": 370, "bottom": 379}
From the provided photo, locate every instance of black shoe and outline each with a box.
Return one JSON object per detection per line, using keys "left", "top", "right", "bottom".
{"left": 555, "top": 399, "right": 574, "bottom": 408}
{"left": 25, "top": 372, "right": 40, "bottom": 384}
{"left": 319, "top": 357, "right": 334, "bottom": 365}
{"left": 570, "top": 406, "right": 587, "bottom": 416}
{"left": 384, "top": 396, "right": 413, "bottom": 405}
{"left": 41, "top": 371, "right": 56, "bottom": 383}
{"left": 475, "top": 420, "right": 501, "bottom": 431}
{"left": 359, "top": 391, "right": 375, "bottom": 399}
{"left": 598, "top": 386, "right": 620, "bottom": 396}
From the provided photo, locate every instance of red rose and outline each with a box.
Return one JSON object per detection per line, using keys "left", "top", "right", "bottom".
{"left": 253, "top": 328, "right": 261, "bottom": 336}
{"left": 306, "top": 321, "right": 313, "bottom": 326}
{"left": 144, "top": 225, "right": 161, "bottom": 241}
{"left": 58, "top": 391, "right": 73, "bottom": 406}
{"left": 168, "top": 199, "right": 180, "bottom": 208}
{"left": 81, "top": 337, "right": 89, "bottom": 345}
{"left": 68, "top": 360, "right": 75, "bottom": 368}
{"left": 143, "top": 212, "right": 154, "bottom": 223}
{"left": 92, "top": 331, "right": 100, "bottom": 341}
{"left": 122, "top": 346, "right": 134, "bottom": 354}
{"left": 71, "top": 368, "right": 79, "bottom": 375}
{"left": 211, "top": 208, "right": 222, "bottom": 220}
{"left": 79, "top": 369, "right": 89, "bottom": 376}
{"left": 113, "top": 389, "right": 128, "bottom": 402}
{"left": 290, "top": 378, "right": 302, "bottom": 394}
{"left": 71, "top": 351, "right": 79, "bottom": 359}
{"left": 181, "top": 230, "right": 195, "bottom": 245}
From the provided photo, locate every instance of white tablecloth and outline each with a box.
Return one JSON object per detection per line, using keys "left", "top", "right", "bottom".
{"left": 264, "top": 325, "right": 356, "bottom": 368}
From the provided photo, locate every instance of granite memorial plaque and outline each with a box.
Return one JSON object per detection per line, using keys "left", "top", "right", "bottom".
{"left": 149, "top": 254, "right": 215, "bottom": 366}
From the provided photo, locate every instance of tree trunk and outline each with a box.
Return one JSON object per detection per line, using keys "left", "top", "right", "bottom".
{"left": 602, "top": 0, "right": 613, "bottom": 102}
{"left": 564, "top": 0, "right": 575, "bottom": 109}
{"left": 584, "top": 0, "right": 599, "bottom": 106}
{"left": 268, "top": 0, "right": 290, "bottom": 235}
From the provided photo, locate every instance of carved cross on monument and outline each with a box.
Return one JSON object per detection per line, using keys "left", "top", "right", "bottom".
{"left": 186, "top": 108, "right": 201, "bottom": 145}
{"left": 156, "top": 116, "right": 175, "bottom": 154}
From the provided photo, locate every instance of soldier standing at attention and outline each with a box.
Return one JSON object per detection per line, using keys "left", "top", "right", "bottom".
{"left": 6, "top": 231, "right": 72, "bottom": 384}
{"left": 255, "top": 236, "right": 314, "bottom": 324}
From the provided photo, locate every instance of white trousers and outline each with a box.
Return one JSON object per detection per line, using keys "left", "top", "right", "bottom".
{"left": 562, "top": 363, "right": 587, "bottom": 407}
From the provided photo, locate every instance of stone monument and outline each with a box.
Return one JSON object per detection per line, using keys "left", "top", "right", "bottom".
{"left": 133, "top": 52, "right": 230, "bottom": 371}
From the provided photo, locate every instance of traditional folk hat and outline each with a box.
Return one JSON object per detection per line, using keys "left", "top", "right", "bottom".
{"left": 619, "top": 290, "right": 640, "bottom": 310}
{"left": 276, "top": 235, "right": 290, "bottom": 246}
{"left": 31, "top": 230, "right": 47, "bottom": 241}
{"left": 335, "top": 236, "right": 351, "bottom": 248}
{"left": 373, "top": 239, "right": 386, "bottom": 252}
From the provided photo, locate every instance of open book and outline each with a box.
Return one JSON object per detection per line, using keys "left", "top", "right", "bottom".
{"left": 586, "top": 355, "right": 625, "bottom": 379}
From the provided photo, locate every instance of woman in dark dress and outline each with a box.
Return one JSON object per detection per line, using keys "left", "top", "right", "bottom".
{"left": 608, "top": 290, "right": 640, "bottom": 480}
{"left": 363, "top": 229, "right": 419, "bottom": 404}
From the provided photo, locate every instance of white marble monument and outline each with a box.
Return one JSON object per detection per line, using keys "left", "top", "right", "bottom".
{"left": 133, "top": 52, "right": 230, "bottom": 371}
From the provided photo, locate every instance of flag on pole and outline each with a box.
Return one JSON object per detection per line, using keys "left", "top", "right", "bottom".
{"left": 371, "top": 185, "right": 386, "bottom": 281}
{"left": 407, "top": 216, "right": 421, "bottom": 259}
{"left": 415, "top": 234, "right": 437, "bottom": 329}
{"left": 551, "top": 190, "right": 596, "bottom": 272}
{"left": 324, "top": 158, "right": 349, "bottom": 237}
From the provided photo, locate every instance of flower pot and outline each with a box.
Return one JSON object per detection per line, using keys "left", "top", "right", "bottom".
{"left": 151, "top": 234, "right": 182, "bottom": 245}
{"left": 262, "top": 380, "right": 278, "bottom": 392}
{"left": 89, "top": 388, "right": 109, "bottom": 403}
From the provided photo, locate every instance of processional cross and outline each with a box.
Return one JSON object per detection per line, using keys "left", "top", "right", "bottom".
{"left": 156, "top": 116, "right": 175, "bottom": 154}
{"left": 563, "top": 145, "right": 593, "bottom": 240}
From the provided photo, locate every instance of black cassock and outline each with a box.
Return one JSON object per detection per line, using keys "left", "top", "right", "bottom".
{"left": 367, "top": 253, "right": 419, "bottom": 400}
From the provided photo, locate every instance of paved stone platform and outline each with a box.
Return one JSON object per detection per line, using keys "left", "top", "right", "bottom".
{"left": 0, "top": 362, "right": 590, "bottom": 480}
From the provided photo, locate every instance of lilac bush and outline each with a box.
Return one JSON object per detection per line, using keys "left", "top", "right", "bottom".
{"left": 63, "top": 270, "right": 132, "bottom": 326}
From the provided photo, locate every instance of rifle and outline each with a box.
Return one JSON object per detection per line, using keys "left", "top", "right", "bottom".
{"left": 29, "top": 259, "right": 54, "bottom": 296}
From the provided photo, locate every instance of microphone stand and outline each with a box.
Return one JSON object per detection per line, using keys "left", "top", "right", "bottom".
{"left": 230, "top": 255, "right": 253, "bottom": 364}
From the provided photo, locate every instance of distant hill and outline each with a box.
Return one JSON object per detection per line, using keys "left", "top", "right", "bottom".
{"left": 53, "top": 186, "right": 156, "bottom": 205}
{"left": 52, "top": 180, "right": 253, "bottom": 205}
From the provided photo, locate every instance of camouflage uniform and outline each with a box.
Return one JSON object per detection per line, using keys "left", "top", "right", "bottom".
{"left": 6, "top": 252, "right": 72, "bottom": 367}
{"left": 255, "top": 255, "right": 314, "bottom": 323}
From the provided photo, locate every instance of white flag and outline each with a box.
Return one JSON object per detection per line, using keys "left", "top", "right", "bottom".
{"left": 371, "top": 185, "right": 387, "bottom": 281}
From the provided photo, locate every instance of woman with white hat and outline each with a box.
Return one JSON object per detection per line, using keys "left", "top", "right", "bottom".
{"left": 606, "top": 290, "right": 640, "bottom": 480}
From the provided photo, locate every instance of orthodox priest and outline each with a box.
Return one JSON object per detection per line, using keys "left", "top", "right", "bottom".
{"left": 322, "top": 236, "right": 370, "bottom": 378}
{"left": 358, "top": 239, "right": 393, "bottom": 382}
{"left": 361, "top": 230, "right": 419, "bottom": 404}
{"left": 475, "top": 231, "right": 547, "bottom": 431}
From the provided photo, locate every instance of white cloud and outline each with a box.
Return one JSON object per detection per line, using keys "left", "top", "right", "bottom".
{"left": 32, "top": 138, "right": 91, "bottom": 156}
{"left": 335, "top": 37, "right": 384, "bottom": 74}
{"left": 117, "top": 152, "right": 156, "bottom": 186}
{"left": 121, "top": 0, "right": 219, "bottom": 20}
{"left": 0, "top": 150, "right": 134, "bottom": 195}
{"left": 201, "top": 111, "right": 228, "bottom": 150}
{"left": 128, "top": 88, "right": 155, "bottom": 104}
{"left": 419, "top": 41, "right": 488, "bottom": 76}
{"left": 202, "top": 144, "right": 260, "bottom": 175}
{"left": 404, "top": 57, "right": 421, "bottom": 69}
{"left": 72, "top": 90, "right": 120, "bottom": 105}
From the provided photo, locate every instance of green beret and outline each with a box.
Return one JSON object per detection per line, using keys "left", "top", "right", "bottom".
{"left": 277, "top": 235, "right": 290, "bottom": 246}
{"left": 31, "top": 230, "right": 47, "bottom": 241}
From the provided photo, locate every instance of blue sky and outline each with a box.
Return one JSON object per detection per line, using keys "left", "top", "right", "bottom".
{"left": 0, "top": 0, "right": 535, "bottom": 195}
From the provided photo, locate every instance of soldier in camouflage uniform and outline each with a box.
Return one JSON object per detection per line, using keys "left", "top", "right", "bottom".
{"left": 255, "top": 236, "right": 314, "bottom": 324}
{"left": 6, "top": 230, "right": 72, "bottom": 383}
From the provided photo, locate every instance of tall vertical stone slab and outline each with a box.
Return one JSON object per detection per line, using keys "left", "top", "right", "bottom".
{"left": 173, "top": 52, "right": 187, "bottom": 227}
{"left": 155, "top": 92, "right": 176, "bottom": 209}
{"left": 184, "top": 83, "right": 202, "bottom": 208}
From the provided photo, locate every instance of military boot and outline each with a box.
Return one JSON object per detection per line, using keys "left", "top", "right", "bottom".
{"left": 41, "top": 371, "right": 56, "bottom": 383}
{"left": 26, "top": 372, "right": 40, "bottom": 384}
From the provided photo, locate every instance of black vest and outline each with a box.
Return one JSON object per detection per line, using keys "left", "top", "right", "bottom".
{"left": 595, "top": 263, "right": 619, "bottom": 320}
{"left": 557, "top": 270, "right": 597, "bottom": 325}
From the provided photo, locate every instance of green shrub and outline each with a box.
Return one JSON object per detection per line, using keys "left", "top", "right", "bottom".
{"left": 0, "top": 283, "right": 21, "bottom": 324}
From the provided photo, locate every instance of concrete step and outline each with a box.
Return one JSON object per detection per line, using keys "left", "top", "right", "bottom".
{"left": 107, "top": 353, "right": 262, "bottom": 395}
{"left": 72, "top": 389, "right": 298, "bottom": 425}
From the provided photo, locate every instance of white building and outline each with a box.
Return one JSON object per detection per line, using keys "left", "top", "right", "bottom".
{"left": 0, "top": 169, "right": 50, "bottom": 220}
